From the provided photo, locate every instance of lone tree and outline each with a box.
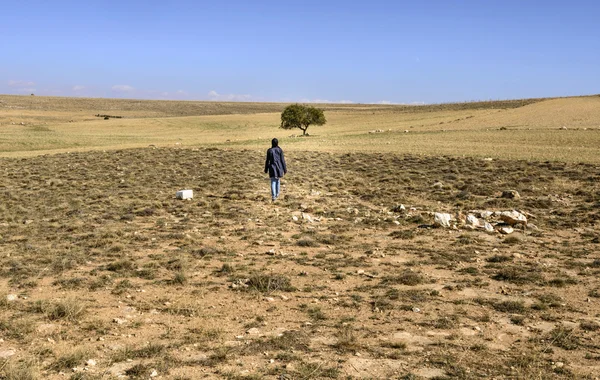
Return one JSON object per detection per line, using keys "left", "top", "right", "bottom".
{"left": 280, "top": 104, "right": 326, "bottom": 136}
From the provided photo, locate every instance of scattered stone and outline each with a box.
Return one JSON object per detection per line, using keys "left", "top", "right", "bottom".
{"left": 412, "top": 307, "right": 421, "bottom": 313}
{"left": 264, "top": 297, "right": 275, "bottom": 302}
{"left": 415, "top": 367, "right": 446, "bottom": 379}
{"left": 37, "top": 323, "right": 58, "bottom": 334}
{"left": 499, "top": 226, "right": 514, "bottom": 234}
{"left": 0, "top": 349, "right": 16, "bottom": 359}
{"left": 483, "top": 222, "right": 495, "bottom": 233}
{"left": 176, "top": 189, "right": 193, "bottom": 200}
{"left": 560, "top": 126, "right": 568, "bottom": 130}
{"left": 500, "top": 210, "right": 527, "bottom": 226}
{"left": 86, "top": 359, "right": 97, "bottom": 367}
{"left": 245, "top": 327, "right": 260, "bottom": 336}
{"left": 113, "top": 318, "right": 127, "bottom": 325}
{"left": 465, "top": 214, "right": 480, "bottom": 228}
{"left": 301, "top": 213, "right": 314, "bottom": 222}
{"left": 432, "top": 181, "right": 444, "bottom": 189}
{"left": 391, "top": 204, "right": 406, "bottom": 213}
{"left": 433, "top": 213, "right": 452, "bottom": 228}
{"left": 6, "top": 294, "right": 18, "bottom": 302}
{"left": 292, "top": 215, "right": 299, "bottom": 221}
{"left": 150, "top": 369, "right": 158, "bottom": 377}
{"left": 501, "top": 190, "right": 521, "bottom": 200}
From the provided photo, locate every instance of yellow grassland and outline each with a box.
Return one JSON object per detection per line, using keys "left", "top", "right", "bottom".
{"left": 1, "top": 94, "right": 599, "bottom": 162}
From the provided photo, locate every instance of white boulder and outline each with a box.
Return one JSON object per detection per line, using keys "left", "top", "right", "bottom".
{"left": 176, "top": 190, "right": 193, "bottom": 200}
{"left": 483, "top": 222, "right": 495, "bottom": 233}
{"left": 500, "top": 210, "right": 527, "bottom": 226}
{"left": 465, "top": 214, "right": 480, "bottom": 228}
{"left": 434, "top": 213, "right": 452, "bottom": 228}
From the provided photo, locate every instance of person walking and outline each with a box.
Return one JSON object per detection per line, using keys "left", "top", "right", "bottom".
{"left": 264, "top": 138, "right": 287, "bottom": 202}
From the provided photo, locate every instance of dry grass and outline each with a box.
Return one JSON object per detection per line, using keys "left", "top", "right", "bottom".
{"left": 1, "top": 94, "right": 599, "bottom": 162}
{"left": 0, "top": 95, "right": 599, "bottom": 378}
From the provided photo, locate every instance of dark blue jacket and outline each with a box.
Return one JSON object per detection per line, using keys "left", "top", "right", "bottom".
{"left": 264, "top": 146, "right": 287, "bottom": 178}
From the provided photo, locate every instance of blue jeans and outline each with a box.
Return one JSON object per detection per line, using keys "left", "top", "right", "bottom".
{"left": 270, "top": 177, "right": 280, "bottom": 200}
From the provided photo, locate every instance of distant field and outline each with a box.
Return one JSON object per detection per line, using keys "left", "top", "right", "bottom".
{"left": 1, "top": 94, "right": 599, "bottom": 162}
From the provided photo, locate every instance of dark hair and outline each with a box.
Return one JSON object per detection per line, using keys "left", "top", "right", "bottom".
{"left": 271, "top": 138, "right": 278, "bottom": 148}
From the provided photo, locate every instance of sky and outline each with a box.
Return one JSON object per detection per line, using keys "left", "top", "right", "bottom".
{"left": 1, "top": 0, "right": 599, "bottom": 104}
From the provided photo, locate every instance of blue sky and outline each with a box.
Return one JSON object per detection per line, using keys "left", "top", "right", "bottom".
{"left": 1, "top": 0, "right": 599, "bottom": 104}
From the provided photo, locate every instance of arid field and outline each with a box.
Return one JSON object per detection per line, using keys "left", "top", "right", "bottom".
{"left": 1, "top": 95, "right": 600, "bottom": 379}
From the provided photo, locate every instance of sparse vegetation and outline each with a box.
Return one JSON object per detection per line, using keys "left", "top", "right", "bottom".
{"left": 0, "top": 95, "right": 598, "bottom": 378}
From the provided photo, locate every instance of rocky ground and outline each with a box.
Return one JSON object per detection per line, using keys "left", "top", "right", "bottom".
{"left": 0, "top": 147, "right": 599, "bottom": 379}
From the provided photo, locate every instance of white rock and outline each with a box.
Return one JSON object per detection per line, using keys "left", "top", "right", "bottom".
{"left": 113, "top": 318, "right": 127, "bottom": 325}
{"left": 176, "top": 190, "right": 193, "bottom": 200}
{"left": 6, "top": 294, "right": 18, "bottom": 302}
{"left": 150, "top": 369, "right": 158, "bottom": 377}
{"left": 246, "top": 328, "right": 260, "bottom": 335}
{"left": 412, "top": 307, "right": 421, "bottom": 313}
{"left": 86, "top": 359, "right": 97, "bottom": 367}
{"left": 483, "top": 222, "right": 495, "bottom": 233}
{"left": 292, "top": 215, "right": 299, "bottom": 221}
{"left": 499, "top": 226, "right": 514, "bottom": 234}
{"left": 480, "top": 211, "right": 494, "bottom": 219}
{"left": 301, "top": 213, "right": 314, "bottom": 222}
{"left": 465, "top": 214, "right": 480, "bottom": 228}
{"left": 0, "top": 350, "right": 15, "bottom": 359}
{"left": 433, "top": 213, "right": 452, "bottom": 228}
{"left": 501, "top": 190, "right": 521, "bottom": 200}
{"left": 500, "top": 210, "right": 527, "bottom": 225}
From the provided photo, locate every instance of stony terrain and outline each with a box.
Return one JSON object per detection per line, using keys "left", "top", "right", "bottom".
{"left": 0, "top": 147, "right": 599, "bottom": 379}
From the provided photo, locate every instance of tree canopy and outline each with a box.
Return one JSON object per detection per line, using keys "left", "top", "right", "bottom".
{"left": 280, "top": 104, "right": 326, "bottom": 135}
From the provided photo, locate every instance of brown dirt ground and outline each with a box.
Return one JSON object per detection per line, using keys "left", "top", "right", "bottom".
{"left": 0, "top": 147, "right": 599, "bottom": 379}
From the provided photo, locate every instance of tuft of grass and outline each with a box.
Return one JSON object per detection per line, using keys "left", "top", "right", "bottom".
{"left": 170, "top": 271, "right": 187, "bottom": 285}
{"left": 49, "top": 348, "right": 87, "bottom": 371}
{"left": 493, "top": 300, "right": 526, "bottom": 313}
{"left": 486, "top": 255, "right": 512, "bottom": 263}
{"left": 247, "top": 273, "right": 293, "bottom": 293}
{"left": 503, "top": 236, "right": 521, "bottom": 245}
{"left": 332, "top": 325, "right": 360, "bottom": 353}
{"left": 580, "top": 321, "right": 600, "bottom": 331}
{"left": 491, "top": 266, "right": 543, "bottom": 284}
{"left": 547, "top": 326, "right": 580, "bottom": 350}
{"left": 0, "top": 357, "right": 39, "bottom": 380}
{"left": 307, "top": 306, "right": 328, "bottom": 321}
{"left": 297, "top": 238, "right": 319, "bottom": 247}
{"left": 381, "top": 270, "right": 425, "bottom": 286}
{"left": 32, "top": 299, "right": 86, "bottom": 322}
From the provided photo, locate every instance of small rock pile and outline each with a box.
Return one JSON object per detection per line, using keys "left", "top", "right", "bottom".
{"left": 432, "top": 209, "right": 530, "bottom": 234}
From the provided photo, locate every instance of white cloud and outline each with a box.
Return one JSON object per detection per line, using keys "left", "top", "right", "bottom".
{"left": 207, "top": 90, "right": 252, "bottom": 102}
{"left": 17, "top": 88, "right": 37, "bottom": 94}
{"left": 377, "top": 100, "right": 392, "bottom": 104}
{"left": 299, "top": 98, "right": 355, "bottom": 104}
{"left": 72, "top": 85, "right": 85, "bottom": 91}
{"left": 8, "top": 80, "right": 35, "bottom": 87}
{"left": 112, "top": 84, "right": 135, "bottom": 93}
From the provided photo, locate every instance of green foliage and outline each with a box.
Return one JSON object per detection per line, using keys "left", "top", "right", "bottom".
{"left": 280, "top": 104, "right": 326, "bottom": 135}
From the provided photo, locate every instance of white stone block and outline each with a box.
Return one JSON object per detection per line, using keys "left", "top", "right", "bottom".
{"left": 176, "top": 190, "right": 193, "bottom": 200}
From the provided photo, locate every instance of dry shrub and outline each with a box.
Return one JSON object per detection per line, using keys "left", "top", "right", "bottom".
{"left": 247, "top": 273, "right": 293, "bottom": 293}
